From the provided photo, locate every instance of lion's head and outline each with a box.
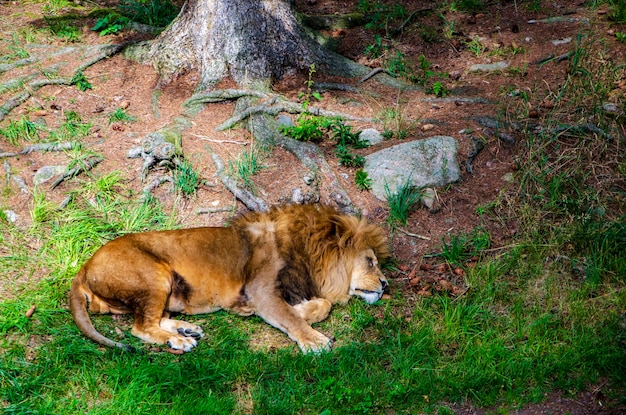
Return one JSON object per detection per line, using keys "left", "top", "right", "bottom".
{"left": 320, "top": 211, "right": 391, "bottom": 304}
{"left": 348, "top": 248, "right": 388, "bottom": 304}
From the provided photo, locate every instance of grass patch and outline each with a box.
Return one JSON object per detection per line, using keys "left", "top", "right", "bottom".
{"left": 227, "top": 145, "right": 267, "bottom": 191}
{"left": 108, "top": 108, "right": 137, "bottom": 124}
{"left": 0, "top": 116, "right": 39, "bottom": 145}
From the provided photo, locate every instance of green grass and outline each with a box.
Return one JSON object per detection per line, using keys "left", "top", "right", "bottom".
{"left": 108, "top": 108, "right": 137, "bottom": 124}
{"left": 174, "top": 159, "right": 201, "bottom": 196}
{"left": 0, "top": 116, "right": 39, "bottom": 145}
{"left": 385, "top": 177, "right": 421, "bottom": 227}
{"left": 227, "top": 145, "right": 267, "bottom": 190}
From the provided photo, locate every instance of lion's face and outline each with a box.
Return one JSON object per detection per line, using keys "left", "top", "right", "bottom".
{"left": 348, "top": 248, "right": 388, "bottom": 304}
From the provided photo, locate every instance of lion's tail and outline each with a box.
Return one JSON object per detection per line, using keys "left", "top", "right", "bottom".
{"left": 69, "top": 269, "right": 134, "bottom": 352}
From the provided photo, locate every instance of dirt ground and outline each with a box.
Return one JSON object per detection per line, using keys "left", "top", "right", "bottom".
{"left": 1, "top": 1, "right": 625, "bottom": 413}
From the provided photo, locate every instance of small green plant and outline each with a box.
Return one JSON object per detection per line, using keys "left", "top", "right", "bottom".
{"left": 466, "top": 36, "right": 486, "bottom": 56}
{"left": 71, "top": 70, "right": 92, "bottom": 91}
{"left": 108, "top": 108, "right": 138, "bottom": 124}
{"left": 49, "top": 111, "right": 91, "bottom": 141}
{"left": 526, "top": 0, "right": 542, "bottom": 12}
{"left": 174, "top": 159, "right": 200, "bottom": 196}
{"left": 364, "top": 34, "right": 386, "bottom": 58}
{"left": 609, "top": 0, "right": 626, "bottom": 22}
{"left": 119, "top": 0, "right": 180, "bottom": 27}
{"left": 92, "top": 12, "right": 130, "bottom": 36}
{"left": 331, "top": 122, "right": 367, "bottom": 148}
{"left": 378, "top": 101, "right": 410, "bottom": 139}
{"left": 299, "top": 64, "right": 323, "bottom": 111}
{"left": 357, "top": 0, "right": 406, "bottom": 32}
{"left": 616, "top": 32, "right": 626, "bottom": 43}
{"left": 385, "top": 51, "right": 409, "bottom": 78}
{"left": 439, "top": 228, "right": 491, "bottom": 265}
{"left": 44, "top": 16, "right": 81, "bottom": 42}
{"left": 446, "top": 0, "right": 485, "bottom": 12}
{"left": 0, "top": 116, "right": 39, "bottom": 145}
{"left": 335, "top": 144, "right": 365, "bottom": 168}
{"left": 354, "top": 169, "right": 372, "bottom": 191}
{"left": 427, "top": 81, "right": 449, "bottom": 97}
{"left": 281, "top": 115, "right": 328, "bottom": 142}
{"left": 228, "top": 146, "right": 266, "bottom": 190}
{"left": 385, "top": 178, "right": 421, "bottom": 227}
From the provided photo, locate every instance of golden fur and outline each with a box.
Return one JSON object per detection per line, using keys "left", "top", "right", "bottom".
{"left": 69, "top": 204, "right": 389, "bottom": 353}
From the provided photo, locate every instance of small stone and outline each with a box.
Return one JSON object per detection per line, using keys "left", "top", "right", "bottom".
{"left": 359, "top": 128, "right": 383, "bottom": 146}
{"left": 119, "top": 100, "right": 130, "bottom": 109}
{"left": 2, "top": 210, "right": 18, "bottom": 223}
{"left": 501, "top": 172, "right": 515, "bottom": 183}
{"left": 34, "top": 165, "right": 66, "bottom": 186}
{"left": 32, "top": 110, "right": 48, "bottom": 117}
{"left": 602, "top": 103, "right": 620, "bottom": 115}
{"left": 421, "top": 123, "right": 435, "bottom": 131}
{"left": 420, "top": 187, "right": 437, "bottom": 209}
{"left": 469, "top": 61, "right": 509, "bottom": 72}
{"left": 276, "top": 114, "right": 294, "bottom": 128}
{"left": 551, "top": 37, "right": 572, "bottom": 46}
{"left": 292, "top": 188, "right": 304, "bottom": 204}
{"left": 449, "top": 70, "right": 462, "bottom": 80}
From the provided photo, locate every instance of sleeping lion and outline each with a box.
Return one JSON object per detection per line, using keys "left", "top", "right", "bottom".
{"left": 70, "top": 204, "right": 390, "bottom": 353}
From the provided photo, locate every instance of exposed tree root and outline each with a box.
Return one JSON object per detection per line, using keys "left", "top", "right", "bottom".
{"left": 0, "top": 142, "right": 78, "bottom": 159}
{"left": 141, "top": 175, "right": 174, "bottom": 200}
{"left": 51, "top": 155, "right": 103, "bottom": 189}
{"left": 205, "top": 143, "right": 268, "bottom": 212}
{"left": 184, "top": 88, "right": 373, "bottom": 130}
{"left": 0, "top": 44, "right": 125, "bottom": 122}
{"left": 239, "top": 96, "right": 356, "bottom": 213}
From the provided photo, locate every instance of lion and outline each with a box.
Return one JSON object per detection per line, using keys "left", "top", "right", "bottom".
{"left": 69, "top": 204, "right": 390, "bottom": 353}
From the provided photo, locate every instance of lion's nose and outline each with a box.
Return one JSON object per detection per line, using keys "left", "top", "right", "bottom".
{"left": 380, "top": 279, "right": 388, "bottom": 291}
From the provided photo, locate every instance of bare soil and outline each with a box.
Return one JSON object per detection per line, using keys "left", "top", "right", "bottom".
{"left": 1, "top": 1, "right": 625, "bottom": 413}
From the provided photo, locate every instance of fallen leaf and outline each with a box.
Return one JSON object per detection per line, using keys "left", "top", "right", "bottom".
{"left": 25, "top": 305, "right": 36, "bottom": 318}
{"left": 409, "top": 276, "right": 422, "bottom": 286}
{"left": 439, "top": 278, "right": 453, "bottom": 291}
{"left": 165, "top": 348, "right": 185, "bottom": 355}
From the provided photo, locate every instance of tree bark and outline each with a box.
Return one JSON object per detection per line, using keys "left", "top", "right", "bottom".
{"left": 129, "top": 0, "right": 368, "bottom": 88}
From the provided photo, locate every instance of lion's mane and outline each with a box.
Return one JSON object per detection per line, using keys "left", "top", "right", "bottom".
{"left": 237, "top": 204, "right": 390, "bottom": 305}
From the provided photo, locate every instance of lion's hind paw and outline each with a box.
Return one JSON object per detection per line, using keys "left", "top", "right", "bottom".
{"left": 167, "top": 335, "right": 198, "bottom": 352}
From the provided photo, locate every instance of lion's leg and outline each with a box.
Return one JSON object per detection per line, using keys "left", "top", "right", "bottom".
{"left": 130, "top": 290, "right": 199, "bottom": 352}
{"left": 293, "top": 298, "right": 332, "bottom": 324}
{"left": 246, "top": 281, "right": 332, "bottom": 354}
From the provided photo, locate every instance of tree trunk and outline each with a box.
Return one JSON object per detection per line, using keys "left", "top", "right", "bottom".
{"left": 129, "top": 0, "right": 368, "bottom": 89}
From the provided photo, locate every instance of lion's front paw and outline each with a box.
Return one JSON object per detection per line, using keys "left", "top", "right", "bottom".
{"left": 167, "top": 335, "right": 198, "bottom": 352}
{"left": 297, "top": 329, "right": 332, "bottom": 354}
{"left": 177, "top": 326, "right": 204, "bottom": 339}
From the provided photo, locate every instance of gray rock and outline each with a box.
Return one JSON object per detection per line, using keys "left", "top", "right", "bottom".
{"left": 2, "top": 210, "right": 17, "bottom": 223}
{"left": 34, "top": 165, "right": 66, "bottom": 186}
{"left": 277, "top": 114, "right": 294, "bottom": 128}
{"left": 469, "top": 61, "right": 509, "bottom": 72}
{"left": 551, "top": 37, "right": 572, "bottom": 46}
{"left": 420, "top": 187, "right": 437, "bottom": 209}
{"left": 364, "top": 135, "right": 461, "bottom": 201}
{"left": 359, "top": 128, "right": 384, "bottom": 146}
